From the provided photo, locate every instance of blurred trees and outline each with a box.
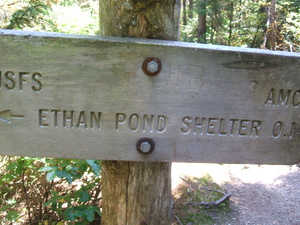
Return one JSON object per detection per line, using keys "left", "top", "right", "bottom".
{"left": 0, "top": 0, "right": 99, "bottom": 34}
{"left": 1, "top": 0, "right": 299, "bottom": 51}
{"left": 181, "top": 0, "right": 300, "bottom": 52}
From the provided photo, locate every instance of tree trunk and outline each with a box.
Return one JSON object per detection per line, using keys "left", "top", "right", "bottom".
{"left": 270, "top": 0, "right": 277, "bottom": 50}
{"left": 197, "top": 0, "right": 207, "bottom": 43}
{"left": 263, "top": 0, "right": 277, "bottom": 50}
{"left": 99, "top": 0, "right": 180, "bottom": 40}
{"left": 188, "top": 0, "right": 194, "bottom": 19}
{"left": 101, "top": 162, "right": 172, "bottom": 224}
{"left": 99, "top": 1, "right": 180, "bottom": 224}
{"left": 182, "top": 0, "right": 187, "bottom": 26}
{"left": 210, "top": 0, "right": 220, "bottom": 44}
{"left": 227, "top": 1, "right": 234, "bottom": 46}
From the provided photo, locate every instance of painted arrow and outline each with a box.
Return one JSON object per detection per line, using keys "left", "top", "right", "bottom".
{"left": 0, "top": 110, "right": 24, "bottom": 124}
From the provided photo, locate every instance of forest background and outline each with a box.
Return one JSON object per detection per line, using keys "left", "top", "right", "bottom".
{"left": 0, "top": 0, "right": 299, "bottom": 224}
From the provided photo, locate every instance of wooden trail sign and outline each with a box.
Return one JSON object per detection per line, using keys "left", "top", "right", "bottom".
{"left": 0, "top": 29, "right": 299, "bottom": 164}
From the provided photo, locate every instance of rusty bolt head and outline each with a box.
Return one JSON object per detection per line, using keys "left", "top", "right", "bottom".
{"left": 136, "top": 138, "right": 155, "bottom": 155}
{"left": 142, "top": 57, "right": 161, "bottom": 76}
{"left": 147, "top": 61, "right": 159, "bottom": 73}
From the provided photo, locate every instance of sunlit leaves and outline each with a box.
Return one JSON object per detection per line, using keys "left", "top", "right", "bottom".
{"left": 6, "top": 3, "right": 53, "bottom": 29}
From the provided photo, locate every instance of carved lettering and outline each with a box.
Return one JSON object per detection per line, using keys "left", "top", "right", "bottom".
{"left": 40, "top": 109, "right": 102, "bottom": 130}
{"left": 180, "top": 117, "right": 261, "bottom": 137}
{"left": 288, "top": 122, "right": 297, "bottom": 139}
{"left": 129, "top": 113, "right": 140, "bottom": 132}
{"left": 63, "top": 110, "right": 74, "bottom": 128}
{"left": 32, "top": 72, "right": 43, "bottom": 92}
{"left": 219, "top": 118, "right": 227, "bottom": 136}
{"left": 39, "top": 109, "right": 49, "bottom": 128}
{"left": 115, "top": 113, "right": 169, "bottom": 133}
{"left": 37, "top": 109, "right": 296, "bottom": 141}
{"left": 239, "top": 120, "right": 250, "bottom": 137}
{"left": 207, "top": 118, "right": 218, "bottom": 136}
{"left": 250, "top": 120, "right": 261, "bottom": 137}
{"left": 142, "top": 114, "right": 155, "bottom": 133}
{"left": 19, "top": 72, "right": 29, "bottom": 91}
{"left": 265, "top": 88, "right": 300, "bottom": 108}
{"left": 230, "top": 119, "right": 239, "bottom": 136}
{"left": 265, "top": 88, "right": 275, "bottom": 105}
{"left": 116, "top": 113, "right": 126, "bottom": 131}
{"left": 156, "top": 115, "right": 169, "bottom": 133}
{"left": 194, "top": 117, "right": 205, "bottom": 135}
{"left": 292, "top": 91, "right": 300, "bottom": 107}
{"left": 278, "top": 89, "right": 291, "bottom": 106}
{"left": 4, "top": 71, "right": 16, "bottom": 90}
{"left": 181, "top": 116, "right": 192, "bottom": 135}
{"left": 51, "top": 109, "right": 60, "bottom": 128}
{"left": 271, "top": 121, "right": 299, "bottom": 139}
{"left": 76, "top": 111, "right": 87, "bottom": 129}
{"left": 0, "top": 70, "right": 43, "bottom": 92}
{"left": 90, "top": 112, "right": 101, "bottom": 130}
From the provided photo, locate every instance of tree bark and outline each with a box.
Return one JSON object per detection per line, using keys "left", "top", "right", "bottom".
{"left": 197, "top": 0, "right": 207, "bottom": 43}
{"left": 182, "top": 0, "right": 187, "bottom": 26}
{"left": 99, "top": 1, "right": 180, "bottom": 224}
{"left": 101, "top": 162, "right": 172, "bottom": 225}
{"left": 188, "top": 0, "right": 194, "bottom": 20}
{"left": 270, "top": 0, "right": 277, "bottom": 50}
{"left": 263, "top": 0, "right": 277, "bottom": 50}
{"left": 99, "top": 0, "right": 180, "bottom": 40}
{"left": 227, "top": 1, "right": 234, "bottom": 46}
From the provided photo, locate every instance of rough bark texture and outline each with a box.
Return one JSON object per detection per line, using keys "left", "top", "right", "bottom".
{"left": 99, "top": 0, "right": 180, "bottom": 224}
{"left": 101, "top": 162, "right": 172, "bottom": 225}
{"left": 263, "top": 0, "right": 277, "bottom": 50}
{"left": 99, "top": 0, "right": 180, "bottom": 40}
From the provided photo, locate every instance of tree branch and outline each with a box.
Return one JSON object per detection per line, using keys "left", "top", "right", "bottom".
{"left": 21, "top": 168, "right": 33, "bottom": 224}
{"left": 181, "top": 177, "right": 232, "bottom": 207}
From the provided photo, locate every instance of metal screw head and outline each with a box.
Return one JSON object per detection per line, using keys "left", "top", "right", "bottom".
{"left": 140, "top": 142, "right": 151, "bottom": 153}
{"left": 142, "top": 57, "right": 161, "bottom": 76}
{"left": 136, "top": 138, "right": 155, "bottom": 155}
{"left": 147, "top": 61, "right": 159, "bottom": 73}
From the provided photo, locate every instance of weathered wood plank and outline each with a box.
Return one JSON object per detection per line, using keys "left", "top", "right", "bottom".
{"left": 0, "top": 29, "right": 299, "bottom": 164}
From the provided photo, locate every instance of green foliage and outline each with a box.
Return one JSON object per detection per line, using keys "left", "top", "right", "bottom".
{"left": 1, "top": 0, "right": 99, "bottom": 35}
{"left": 0, "top": 156, "right": 101, "bottom": 224}
{"left": 277, "top": 1, "right": 300, "bottom": 51}
{"left": 63, "top": 205, "right": 100, "bottom": 223}
{"left": 5, "top": 0, "right": 55, "bottom": 30}
{"left": 39, "top": 158, "right": 101, "bottom": 223}
{"left": 181, "top": 0, "right": 300, "bottom": 51}
{"left": 6, "top": 210, "right": 20, "bottom": 221}
{"left": 50, "top": 2, "right": 99, "bottom": 35}
{"left": 0, "top": 1, "right": 101, "bottom": 224}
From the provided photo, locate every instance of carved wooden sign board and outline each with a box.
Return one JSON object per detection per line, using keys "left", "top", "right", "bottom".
{"left": 0, "top": 29, "right": 299, "bottom": 164}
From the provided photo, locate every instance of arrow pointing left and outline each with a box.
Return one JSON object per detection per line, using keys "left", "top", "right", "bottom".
{"left": 0, "top": 110, "right": 24, "bottom": 124}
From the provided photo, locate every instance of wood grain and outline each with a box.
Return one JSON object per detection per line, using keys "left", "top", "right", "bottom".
{"left": 0, "top": 29, "right": 299, "bottom": 164}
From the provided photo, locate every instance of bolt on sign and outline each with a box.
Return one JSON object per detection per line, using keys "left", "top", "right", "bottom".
{"left": 0, "top": 29, "right": 299, "bottom": 164}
